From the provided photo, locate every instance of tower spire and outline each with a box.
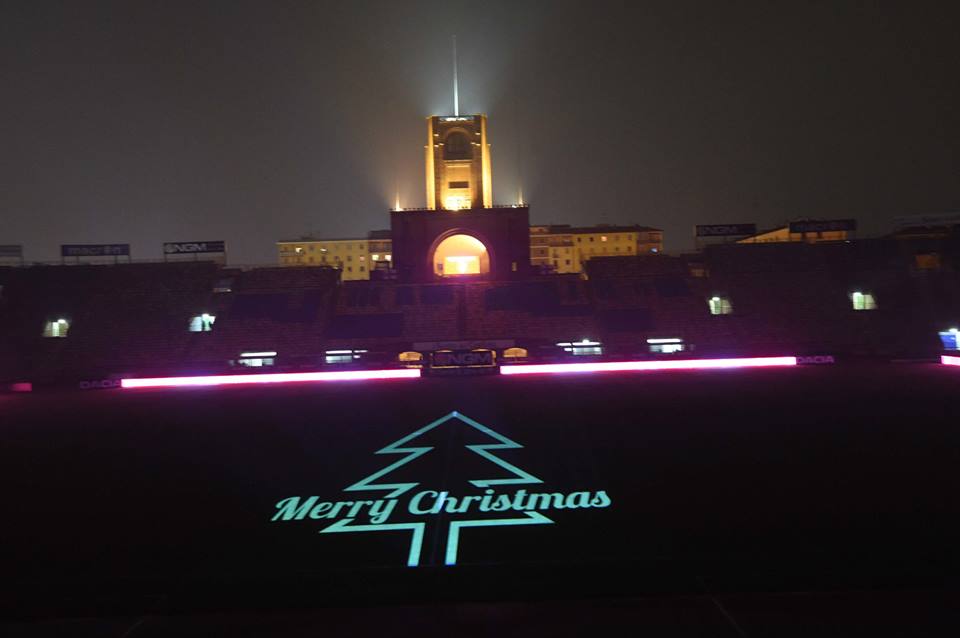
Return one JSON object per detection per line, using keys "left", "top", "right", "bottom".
{"left": 452, "top": 35, "right": 459, "bottom": 116}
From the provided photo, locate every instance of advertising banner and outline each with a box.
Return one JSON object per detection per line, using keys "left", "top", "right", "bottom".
{"left": 788, "top": 219, "right": 857, "bottom": 233}
{"left": 0, "top": 244, "right": 23, "bottom": 258}
{"left": 695, "top": 223, "right": 756, "bottom": 237}
{"left": 61, "top": 244, "right": 130, "bottom": 257}
{"left": 163, "top": 240, "right": 226, "bottom": 255}
{"left": 893, "top": 212, "right": 960, "bottom": 228}
{"left": 429, "top": 349, "right": 497, "bottom": 376}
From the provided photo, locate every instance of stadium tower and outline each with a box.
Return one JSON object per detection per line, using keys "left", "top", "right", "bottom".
{"left": 390, "top": 38, "right": 530, "bottom": 283}
{"left": 424, "top": 114, "right": 493, "bottom": 211}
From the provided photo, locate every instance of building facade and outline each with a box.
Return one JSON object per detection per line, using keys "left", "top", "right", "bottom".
{"left": 277, "top": 111, "right": 662, "bottom": 280}
{"left": 530, "top": 225, "right": 663, "bottom": 274}
{"left": 277, "top": 233, "right": 393, "bottom": 281}
{"left": 736, "top": 224, "right": 850, "bottom": 245}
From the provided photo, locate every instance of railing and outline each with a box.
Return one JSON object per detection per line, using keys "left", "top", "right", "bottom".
{"left": 392, "top": 204, "right": 528, "bottom": 212}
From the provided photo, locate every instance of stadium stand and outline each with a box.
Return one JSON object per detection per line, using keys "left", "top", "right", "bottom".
{"left": 2, "top": 234, "right": 958, "bottom": 385}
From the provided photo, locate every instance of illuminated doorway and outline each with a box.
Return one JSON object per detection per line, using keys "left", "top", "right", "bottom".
{"left": 433, "top": 234, "right": 490, "bottom": 277}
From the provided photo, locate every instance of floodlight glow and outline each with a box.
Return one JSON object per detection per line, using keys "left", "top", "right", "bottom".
{"left": 646, "top": 338, "right": 683, "bottom": 344}
{"left": 240, "top": 351, "right": 277, "bottom": 358}
{"left": 121, "top": 368, "right": 421, "bottom": 389}
{"left": 943, "top": 355, "right": 960, "bottom": 366}
{"left": 445, "top": 255, "right": 479, "bottom": 274}
{"left": 444, "top": 196, "right": 470, "bottom": 211}
{"left": 500, "top": 356, "right": 797, "bottom": 376}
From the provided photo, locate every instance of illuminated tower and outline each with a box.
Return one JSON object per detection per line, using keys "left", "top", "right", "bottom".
{"left": 425, "top": 114, "right": 493, "bottom": 210}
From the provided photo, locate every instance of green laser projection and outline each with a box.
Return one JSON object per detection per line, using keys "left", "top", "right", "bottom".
{"left": 343, "top": 410, "right": 543, "bottom": 498}
{"left": 271, "top": 411, "right": 612, "bottom": 566}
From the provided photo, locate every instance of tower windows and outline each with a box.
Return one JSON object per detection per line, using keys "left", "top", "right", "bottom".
{"left": 444, "top": 132, "right": 472, "bottom": 160}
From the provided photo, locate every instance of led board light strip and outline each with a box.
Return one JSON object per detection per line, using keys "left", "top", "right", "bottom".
{"left": 942, "top": 355, "right": 960, "bottom": 366}
{"left": 121, "top": 368, "right": 421, "bottom": 389}
{"left": 500, "top": 356, "right": 798, "bottom": 376}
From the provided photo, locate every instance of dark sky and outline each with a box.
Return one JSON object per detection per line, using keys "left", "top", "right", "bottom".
{"left": 2, "top": 1, "right": 957, "bottom": 263}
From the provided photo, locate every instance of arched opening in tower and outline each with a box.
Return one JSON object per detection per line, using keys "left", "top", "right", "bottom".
{"left": 432, "top": 234, "right": 490, "bottom": 277}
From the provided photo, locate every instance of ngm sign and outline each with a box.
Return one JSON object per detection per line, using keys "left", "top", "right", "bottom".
{"left": 695, "top": 223, "right": 757, "bottom": 237}
{"left": 429, "top": 349, "right": 497, "bottom": 377}
{"left": 270, "top": 411, "right": 612, "bottom": 566}
{"left": 431, "top": 349, "right": 495, "bottom": 368}
{"left": 163, "top": 240, "right": 226, "bottom": 255}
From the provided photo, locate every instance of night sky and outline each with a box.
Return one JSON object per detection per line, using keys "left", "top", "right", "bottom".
{"left": 2, "top": 1, "right": 957, "bottom": 263}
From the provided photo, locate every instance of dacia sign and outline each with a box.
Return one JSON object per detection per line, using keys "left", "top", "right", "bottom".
{"left": 163, "top": 240, "right": 226, "bottom": 255}
{"left": 788, "top": 219, "right": 856, "bottom": 233}
{"left": 61, "top": 244, "right": 130, "bottom": 257}
{"left": 78, "top": 378, "right": 123, "bottom": 390}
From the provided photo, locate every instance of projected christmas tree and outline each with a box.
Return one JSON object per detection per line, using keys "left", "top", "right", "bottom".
{"left": 319, "top": 410, "right": 554, "bottom": 566}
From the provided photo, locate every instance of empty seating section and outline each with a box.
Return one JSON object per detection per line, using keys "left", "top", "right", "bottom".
{"left": 1, "top": 236, "right": 958, "bottom": 382}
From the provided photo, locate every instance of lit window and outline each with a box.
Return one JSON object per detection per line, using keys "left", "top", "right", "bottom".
{"left": 503, "top": 347, "right": 528, "bottom": 359}
{"left": 601, "top": 236, "right": 608, "bottom": 242}
{"left": 708, "top": 296, "right": 733, "bottom": 315}
{"left": 939, "top": 328, "right": 960, "bottom": 351}
{"left": 851, "top": 291, "right": 877, "bottom": 310}
{"left": 237, "top": 357, "right": 274, "bottom": 367}
{"left": 647, "top": 338, "right": 685, "bottom": 354}
{"left": 326, "top": 349, "right": 367, "bottom": 364}
{"left": 372, "top": 254, "right": 379, "bottom": 261}
{"left": 360, "top": 256, "right": 365, "bottom": 261}
{"left": 321, "top": 247, "right": 328, "bottom": 253}
{"left": 384, "top": 254, "right": 392, "bottom": 261}
{"left": 295, "top": 246, "right": 304, "bottom": 254}
{"left": 43, "top": 318, "right": 70, "bottom": 338}
{"left": 557, "top": 339, "right": 603, "bottom": 356}
{"left": 916, "top": 253, "right": 940, "bottom": 270}
{"left": 189, "top": 313, "right": 216, "bottom": 332}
